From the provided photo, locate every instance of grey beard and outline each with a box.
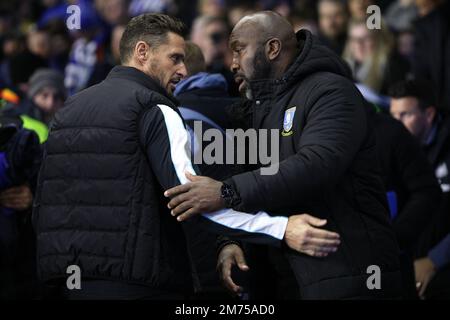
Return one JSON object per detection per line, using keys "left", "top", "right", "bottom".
{"left": 245, "top": 87, "right": 253, "bottom": 100}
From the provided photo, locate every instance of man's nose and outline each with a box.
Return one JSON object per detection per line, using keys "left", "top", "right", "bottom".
{"left": 230, "top": 61, "right": 240, "bottom": 74}
{"left": 178, "top": 63, "right": 188, "bottom": 79}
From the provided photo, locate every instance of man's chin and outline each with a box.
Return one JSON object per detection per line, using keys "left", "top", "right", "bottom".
{"left": 167, "top": 84, "right": 175, "bottom": 95}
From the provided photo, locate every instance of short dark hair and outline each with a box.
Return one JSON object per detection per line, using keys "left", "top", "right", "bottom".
{"left": 389, "top": 79, "right": 437, "bottom": 111}
{"left": 184, "top": 41, "right": 206, "bottom": 76}
{"left": 119, "top": 13, "right": 186, "bottom": 63}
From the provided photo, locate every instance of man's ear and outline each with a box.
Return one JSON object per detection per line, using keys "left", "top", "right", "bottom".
{"left": 425, "top": 106, "right": 437, "bottom": 126}
{"left": 265, "top": 38, "right": 281, "bottom": 61}
{"left": 135, "top": 41, "right": 150, "bottom": 64}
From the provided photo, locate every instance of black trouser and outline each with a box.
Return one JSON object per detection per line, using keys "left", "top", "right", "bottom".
{"left": 61, "top": 280, "right": 186, "bottom": 300}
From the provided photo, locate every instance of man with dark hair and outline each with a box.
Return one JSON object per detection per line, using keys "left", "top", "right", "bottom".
{"left": 390, "top": 79, "right": 450, "bottom": 299}
{"left": 182, "top": 41, "right": 207, "bottom": 77}
{"left": 33, "top": 13, "right": 340, "bottom": 300}
{"left": 165, "top": 11, "right": 402, "bottom": 299}
{"left": 190, "top": 15, "right": 239, "bottom": 96}
{"left": 389, "top": 79, "right": 439, "bottom": 144}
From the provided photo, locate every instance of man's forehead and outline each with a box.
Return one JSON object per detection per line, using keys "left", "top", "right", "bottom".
{"left": 229, "top": 23, "right": 257, "bottom": 46}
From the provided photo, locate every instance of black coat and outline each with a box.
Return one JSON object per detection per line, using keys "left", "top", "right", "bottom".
{"left": 225, "top": 30, "right": 402, "bottom": 299}
{"left": 371, "top": 110, "right": 442, "bottom": 298}
{"left": 417, "top": 116, "right": 450, "bottom": 257}
{"left": 413, "top": 1, "right": 450, "bottom": 112}
{"left": 33, "top": 66, "right": 193, "bottom": 293}
{"left": 372, "top": 111, "right": 441, "bottom": 251}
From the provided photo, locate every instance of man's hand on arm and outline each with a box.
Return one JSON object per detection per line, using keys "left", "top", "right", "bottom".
{"left": 165, "top": 172, "right": 225, "bottom": 221}
{"left": 284, "top": 214, "right": 341, "bottom": 257}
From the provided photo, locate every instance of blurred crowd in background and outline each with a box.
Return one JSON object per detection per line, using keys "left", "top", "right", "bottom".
{"left": 0, "top": 0, "right": 449, "bottom": 133}
{"left": 0, "top": 0, "right": 450, "bottom": 300}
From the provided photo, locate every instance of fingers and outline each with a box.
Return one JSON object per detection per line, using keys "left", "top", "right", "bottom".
{"left": 1, "top": 199, "right": 30, "bottom": 210}
{"left": 176, "top": 207, "right": 200, "bottom": 222}
{"left": 185, "top": 171, "right": 201, "bottom": 181}
{"left": 418, "top": 283, "right": 425, "bottom": 299}
{"left": 234, "top": 250, "right": 249, "bottom": 271}
{"left": 0, "top": 186, "right": 32, "bottom": 210}
{"left": 303, "top": 237, "right": 341, "bottom": 250}
{"left": 167, "top": 193, "right": 191, "bottom": 210}
{"left": 303, "top": 249, "right": 330, "bottom": 258}
{"left": 218, "top": 258, "right": 242, "bottom": 295}
{"left": 0, "top": 187, "right": 26, "bottom": 200}
{"left": 302, "top": 214, "right": 327, "bottom": 227}
{"left": 164, "top": 183, "right": 191, "bottom": 198}
{"left": 308, "top": 227, "right": 340, "bottom": 241}
{"left": 418, "top": 278, "right": 429, "bottom": 298}
{"left": 169, "top": 197, "right": 193, "bottom": 216}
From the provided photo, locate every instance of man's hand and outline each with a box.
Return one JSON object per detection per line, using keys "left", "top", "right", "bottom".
{"left": 164, "top": 172, "right": 224, "bottom": 221}
{"left": 284, "top": 214, "right": 340, "bottom": 257}
{"left": 217, "top": 243, "right": 249, "bottom": 296}
{"left": 414, "top": 257, "right": 436, "bottom": 299}
{"left": 0, "top": 185, "right": 33, "bottom": 211}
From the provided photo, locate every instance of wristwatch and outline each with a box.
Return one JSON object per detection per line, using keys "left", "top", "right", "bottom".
{"left": 220, "top": 182, "right": 241, "bottom": 208}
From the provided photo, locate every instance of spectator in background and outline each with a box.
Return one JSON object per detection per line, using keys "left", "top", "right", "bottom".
{"left": 343, "top": 19, "right": 410, "bottom": 95}
{"left": 1, "top": 69, "right": 66, "bottom": 143}
{"left": 8, "top": 47, "right": 47, "bottom": 96}
{"left": 348, "top": 0, "right": 374, "bottom": 20}
{"left": 26, "top": 29, "right": 51, "bottom": 62}
{"left": 94, "top": 0, "right": 129, "bottom": 26}
{"left": 317, "top": 0, "right": 349, "bottom": 56}
{"left": 368, "top": 103, "right": 441, "bottom": 299}
{"left": 26, "top": 68, "right": 66, "bottom": 125}
{"left": 42, "top": 20, "right": 72, "bottom": 73}
{"left": 190, "top": 15, "right": 238, "bottom": 96}
{"left": 198, "top": 0, "right": 227, "bottom": 18}
{"left": 389, "top": 79, "right": 450, "bottom": 299}
{"left": 110, "top": 24, "right": 126, "bottom": 65}
{"left": 128, "top": 0, "right": 177, "bottom": 18}
{"left": 384, "top": 0, "right": 418, "bottom": 32}
{"left": 384, "top": 0, "right": 418, "bottom": 65}
{"left": 415, "top": 0, "right": 445, "bottom": 17}
{"left": 190, "top": 15, "right": 231, "bottom": 70}
{"left": 412, "top": 0, "right": 450, "bottom": 112}
{"left": 289, "top": 0, "right": 318, "bottom": 34}
{"left": 0, "top": 33, "right": 26, "bottom": 89}
{"left": 226, "top": 0, "right": 260, "bottom": 27}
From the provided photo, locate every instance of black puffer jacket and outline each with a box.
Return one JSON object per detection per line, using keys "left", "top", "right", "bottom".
{"left": 225, "top": 30, "right": 402, "bottom": 299}
{"left": 32, "top": 66, "right": 193, "bottom": 293}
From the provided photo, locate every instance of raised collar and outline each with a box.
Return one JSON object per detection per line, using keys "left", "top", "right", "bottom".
{"left": 107, "top": 65, "right": 179, "bottom": 105}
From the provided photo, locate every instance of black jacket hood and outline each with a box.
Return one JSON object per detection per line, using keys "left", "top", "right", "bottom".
{"left": 250, "top": 29, "right": 353, "bottom": 98}
{"left": 285, "top": 29, "right": 352, "bottom": 83}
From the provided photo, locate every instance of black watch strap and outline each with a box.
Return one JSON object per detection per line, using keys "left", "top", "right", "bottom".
{"left": 221, "top": 182, "right": 241, "bottom": 208}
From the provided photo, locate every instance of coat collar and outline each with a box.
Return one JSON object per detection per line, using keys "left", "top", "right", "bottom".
{"left": 107, "top": 65, "right": 179, "bottom": 106}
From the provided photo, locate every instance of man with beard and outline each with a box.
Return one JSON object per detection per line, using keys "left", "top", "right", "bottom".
{"left": 165, "top": 11, "right": 402, "bottom": 299}
{"left": 33, "top": 13, "right": 340, "bottom": 300}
